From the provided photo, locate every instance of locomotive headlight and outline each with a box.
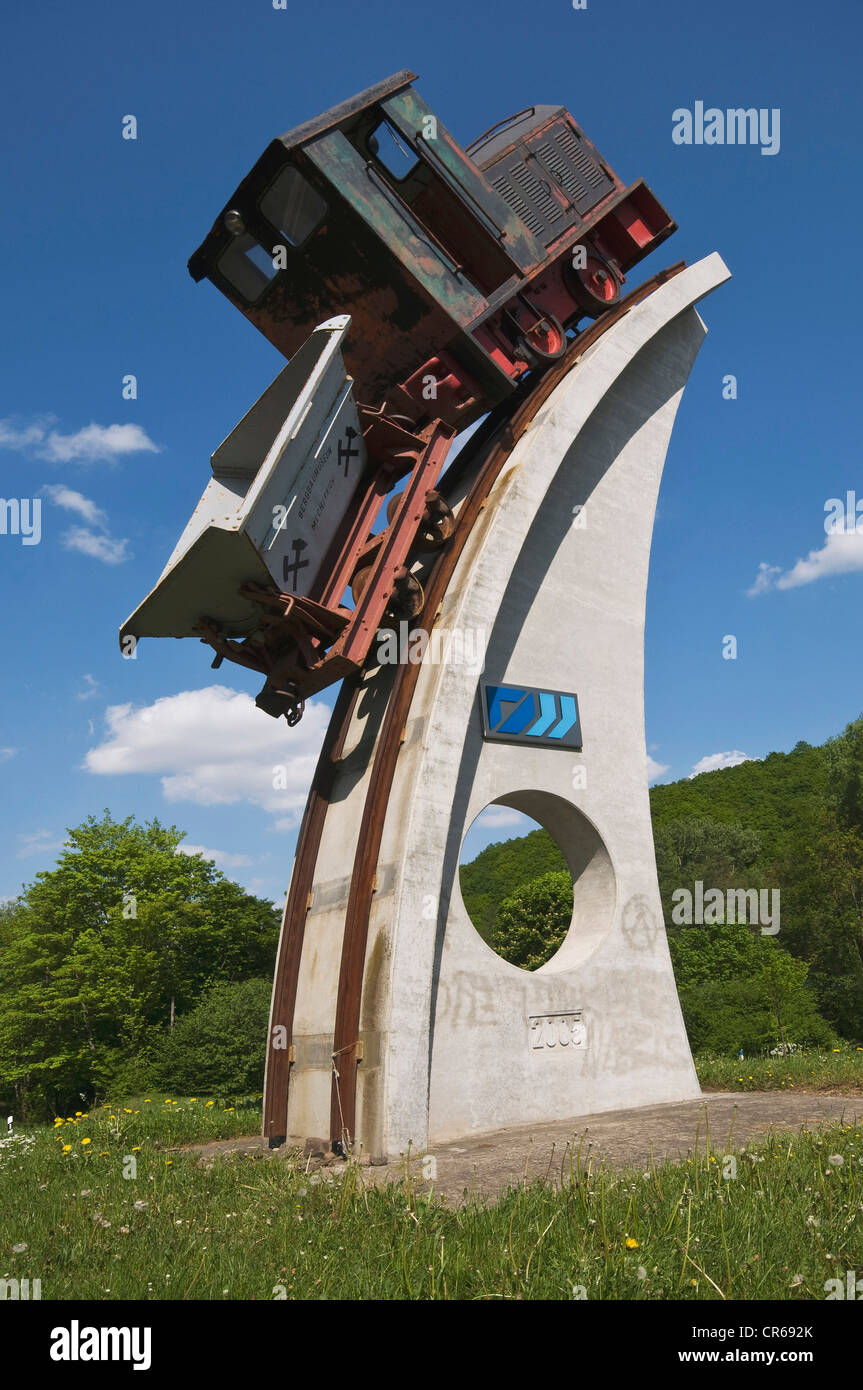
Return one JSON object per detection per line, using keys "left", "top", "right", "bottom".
{"left": 223, "top": 208, "right": 245, "bottom": 235}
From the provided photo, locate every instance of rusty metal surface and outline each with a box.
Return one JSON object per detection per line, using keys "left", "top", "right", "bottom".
{"left": 261, "top": 263, "right": 686, "bottom": 1148}
{"left": 276, "top": 71, "right": 418, "bottom": 152}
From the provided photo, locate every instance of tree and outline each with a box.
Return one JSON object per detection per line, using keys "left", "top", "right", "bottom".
{"left": 487, "top": 871, "right": 572, "bottom": 971}
{"left": 755, "top": 951, "right": 832, "bottom": 1048}
{"left": 460, "top": 828, "right": 567, "bottom": 942}
{"left": 150, "top": 978, "right": 272, "bottom": 1094}
{"left": 0, "top": 812, "right": 280, "bottom": 1118}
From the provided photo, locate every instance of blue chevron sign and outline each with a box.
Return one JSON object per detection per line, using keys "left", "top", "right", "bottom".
{"left": 479, "top": 682, "right": 582, "bottom": 750}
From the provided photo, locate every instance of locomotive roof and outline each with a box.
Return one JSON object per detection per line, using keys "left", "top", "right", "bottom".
{"left": 276, "top": 69, "right": 418, "bottom": 151}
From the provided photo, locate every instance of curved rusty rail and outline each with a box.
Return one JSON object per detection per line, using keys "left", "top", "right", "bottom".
{"left": 263, "top": 262, "right": 686, "bottom": 1147}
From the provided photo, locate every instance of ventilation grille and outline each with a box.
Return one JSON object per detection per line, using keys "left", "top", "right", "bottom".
{"left": 536, "top": 128, "right": 613, "bottom": 215}
{"left": 486, "top": 119, "right": 615, "bottom": 244}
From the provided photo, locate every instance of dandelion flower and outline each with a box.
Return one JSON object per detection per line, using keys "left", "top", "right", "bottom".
{"left": 62, "top": 1144, "right": 72, "bottom": 1153}
{"left": 625, "top": 1237, "right": 639, "bottom": 1249}
{"left": 81, "top": 1138, "right": 91, "bottom": 1146}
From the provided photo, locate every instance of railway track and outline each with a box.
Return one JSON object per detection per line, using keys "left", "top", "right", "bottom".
{"left": 263, "top": 260, "right": 687, "bottom": 1149}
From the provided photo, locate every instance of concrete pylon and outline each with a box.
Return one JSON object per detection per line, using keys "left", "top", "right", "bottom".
{"left": 280, "top": 253, "right": 730, "bottom": 1159}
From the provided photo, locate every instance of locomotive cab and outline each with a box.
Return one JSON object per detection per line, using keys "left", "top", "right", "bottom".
{"left": 189, "top": 70, "right": 676, "bottom": 432}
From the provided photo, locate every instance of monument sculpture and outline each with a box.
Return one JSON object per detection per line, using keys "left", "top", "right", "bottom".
{"left": 122, "top": 71, "right": 728, "bottom": 1158}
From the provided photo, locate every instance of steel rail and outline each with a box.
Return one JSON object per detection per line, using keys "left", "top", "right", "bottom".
{"left": 262, "top": 261, "right": 686, "bottom": 1148}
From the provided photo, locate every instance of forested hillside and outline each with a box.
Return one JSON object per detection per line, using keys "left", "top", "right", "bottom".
{"left": 459, "top": 716, "right": 863, "bottom": 1047}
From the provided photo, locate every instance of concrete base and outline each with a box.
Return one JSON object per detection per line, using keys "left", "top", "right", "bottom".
{"left": 284, "top": 253, "right": 731, "bottom": 1159}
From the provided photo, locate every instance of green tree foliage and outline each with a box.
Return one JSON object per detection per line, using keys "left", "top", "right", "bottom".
{"left": 460, "top": 827, "right": 566, "bottom": 941}
{"left": 487, "top": 871, "right": 572, "bottom": 971}
{"left": 149, "top": 978, "right": 272, "bottom": 1094}
{"left": 0, "top": 812, "right": 280, "bottom": 1118}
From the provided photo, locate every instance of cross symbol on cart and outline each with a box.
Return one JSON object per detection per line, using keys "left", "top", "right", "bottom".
{"left": 337, "top": 426, "right": 360, "bottom": 477}
{"left": 283, "top": 537, "right": 309, "bottom": 592}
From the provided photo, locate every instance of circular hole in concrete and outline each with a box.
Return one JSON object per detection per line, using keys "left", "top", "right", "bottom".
{"left": 458, "top": 791, "right": 616, "bottom": 973}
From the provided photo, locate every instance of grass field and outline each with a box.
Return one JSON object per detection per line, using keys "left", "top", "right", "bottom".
{"left": 696, "top": 1045, "right": 863, "bottom": 1094}
{"left": 2, "top": 1080, "right": 863, "bottom": 1300}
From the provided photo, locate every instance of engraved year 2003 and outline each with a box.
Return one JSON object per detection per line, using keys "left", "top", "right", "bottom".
{"left": 529, "top": 1011, "right": 586, "bottom": 1050}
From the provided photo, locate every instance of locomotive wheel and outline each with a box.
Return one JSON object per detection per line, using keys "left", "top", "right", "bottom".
{"left": 515, "top": 312, "right": 567, "bottom": 368}
{"left": 566, "top": 253, "right": 621, "bottom": 318}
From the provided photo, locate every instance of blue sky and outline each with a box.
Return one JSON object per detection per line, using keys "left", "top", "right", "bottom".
{"left": 1, "top": 0, "right": 862, "bottom": 901}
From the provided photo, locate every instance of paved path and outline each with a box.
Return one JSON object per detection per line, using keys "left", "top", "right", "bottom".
{"left": 182, "top": 1090, "right": 863, "bottom": 1206}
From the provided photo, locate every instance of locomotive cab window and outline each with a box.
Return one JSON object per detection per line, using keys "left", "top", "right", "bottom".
{"left": 367, "top": 120, "right": 420, "bottom": 180}
{"left": 216, "top": 233, "right": 278, "bottom": 304}
{"left": 259, "top": 166, "right": 328, "bottom": 248}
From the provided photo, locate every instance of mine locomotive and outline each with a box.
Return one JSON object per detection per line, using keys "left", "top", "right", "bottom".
{"left": 122, "top": 70, "right": 676, "bottom": 723}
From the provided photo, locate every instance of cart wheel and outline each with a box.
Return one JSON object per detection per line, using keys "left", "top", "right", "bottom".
{"left": 566, "top": 253, "right": 621, "bottom": 317}
{"left": 350, "top": 564, "right": 373, "bottom": 603}
{"left": 416, "top": 490, "right": 455, "bottom": 550}
{"left": 386, "top": 490, "right": 454, "bottom": 551}
{"left": 388, "top": 568, "right": 425, "bottom": 620}
{"left": 386, "top": 492, "right": 407, "bottom": 526}
{"left": 515, "top": 312, "right": 567, "bottom": 368}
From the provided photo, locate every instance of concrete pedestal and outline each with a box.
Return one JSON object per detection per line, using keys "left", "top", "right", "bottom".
{"left": 281, "top": 253, "right": 730, "bottom": 1158}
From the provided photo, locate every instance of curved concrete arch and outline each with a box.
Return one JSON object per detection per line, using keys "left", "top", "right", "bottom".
{"left": 284, "top": 253, "right": 730, "bottom": 1158}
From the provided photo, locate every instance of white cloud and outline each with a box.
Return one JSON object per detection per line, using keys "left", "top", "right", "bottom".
{"left": 689, "top": 750, "right": 752, "bottom": 779}
{"left": 0, "top": 747, "right": 18, "bottom": 763}
{"left": 747, "top": 561, "right": 783, "bottom": 596}
{"left": 62, "top": 526, "right": 129, "bottom": 565}
{"left": 473, "top": 806, "right": 535, "bottom": 831}
{"left": 17, "top": 828, "right": 66, "bottom": 859}
{"left": 0, "top": 420, "right": 50, "bottom": 450}
{"left": 0, "top": 417, "right": 160, "bottom": 465}
{"left": 178, "top": 844, "right": 254, "bottom": 870}
{"left": 647, "top": 755, "right": 670, "bottom": 782}
{"left": 42, "top": 484, "right": 107, "bottom": 528}
{"left": 42, "top": 423, "right": 159, "bottom": 464}
{"left": 76, "top": 674, "right": 101, "bottom": 701}
{"left": 749, "top": 532, "right": 863, "bottom": 595}
{"left": 42, "top": 484, "right": 129, "bottom": 564}
{"left": 84, "top": 685, "right": 330, "bottom": 827}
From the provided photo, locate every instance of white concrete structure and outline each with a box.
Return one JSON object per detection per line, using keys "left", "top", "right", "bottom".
{"left": 286, "top": 254, "right": 730, "bottom": 1158}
